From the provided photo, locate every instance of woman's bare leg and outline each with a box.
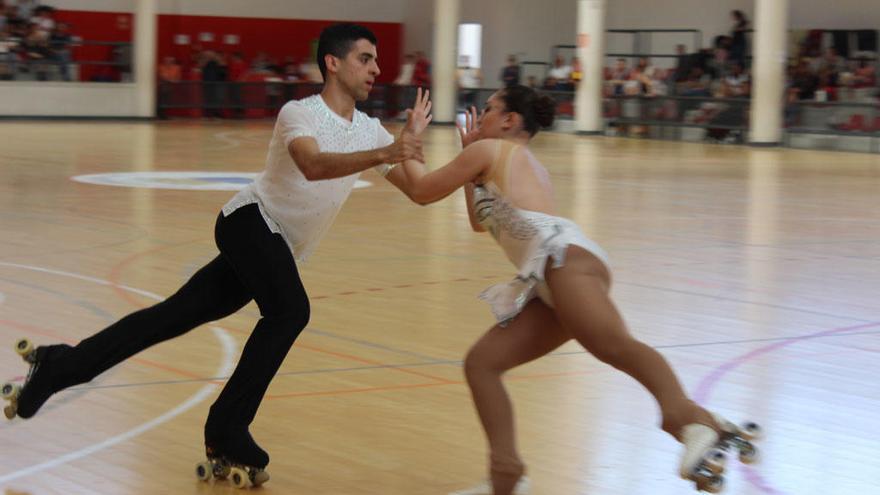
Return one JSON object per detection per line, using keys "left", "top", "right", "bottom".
{"left": 544, "top": 246, "right": 716, "bottom": 438}
{"left": 463, "top": 299, "right": 570, "bottom": 495}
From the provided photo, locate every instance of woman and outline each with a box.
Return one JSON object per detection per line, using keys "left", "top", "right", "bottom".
{"left": 402, "top": 87, "right": 757, "bottom": 494}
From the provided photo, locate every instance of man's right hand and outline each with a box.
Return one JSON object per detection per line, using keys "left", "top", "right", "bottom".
{"left": 386, "top": 130, "right": 424, "bottom": 164}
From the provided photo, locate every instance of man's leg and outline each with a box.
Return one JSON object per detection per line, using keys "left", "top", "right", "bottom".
{"left": 16, "top": 245, "right": 252, "bottom": 418}
{"left": 204, "top": 204, "right": 310, "bottom": 468}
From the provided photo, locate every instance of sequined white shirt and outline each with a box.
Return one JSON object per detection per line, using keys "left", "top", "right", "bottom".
{"left": 222, "top": 94, "right": 395, "bottom": 262}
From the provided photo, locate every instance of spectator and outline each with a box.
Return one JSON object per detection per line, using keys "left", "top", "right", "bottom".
{"left": 500, "top": 54, "right": 520, "bottom": 87}
{"left": 16, "top": 0, "right": 39, "bottom": 20}
{"left": 630, "top": 57, "right": 656, "bottom": 94}
{"left": 158, "top": 55, "right": 181, "bottom": 82}
{"left": 570, "top": 56, "right": 582, "bottom": 86}
{"left": 227, "top": 51, "right": 247, "bottom": 81}
{"left": 672, "top": 44, "right": 692, "bottom": 83}
{"left": 49, "top": 20, "right": 73, "bottom": 81}
{"left": 0, "top": 23, "right": 16, "bottom": 80}
{"left": 112, "top": 41, "right": 132, "bottom": 82}
{"left": 30, "top": 5, "right": 53, "bottom": 38}
{"left": 457, "top": 54, "right": 482, "bottom": 108}
{"left": 199, "top": 50, "right": 227, "bottom": 117}
{"left": 157, "top": 56, "right": 181, "bottom": 118}
{"left": 729, "top": 10, "right": 749, "bottom": 65}
{"left": 810, "top": 47, "right": 846, "bottom": 83}
{"left": 606, "top": 58, "right": 630, "bottom": 95}
{"left": 389, "top": 53, "right": 416, "bottom": 119}
{"left": 393, "top": 53, "right": 415, "bottom": 86}
{"left": 850, "top": 58, "right": 876, "bottom": 88}
{"left": 412, "top": 50, "right": 431, "bottom": 87}
{"left": 678, "top": 67, "right": 711, "bottom": 97}
{"left": 788, "top": 59, "right": 819, "bottom": 100}
{"left": 706, "top": 47, "right": 731, "bottom": 80}
{"left": 227, "top": 52, "right": 247, "bottom": 118}
{"left": 281, "top": 56, "right": 300, "bottom": 82}
{"left": 299, "top": 59, "right": 322, "bottom": 83}
{"left": 546, "top": 54, "right": 572, "bottom": 89}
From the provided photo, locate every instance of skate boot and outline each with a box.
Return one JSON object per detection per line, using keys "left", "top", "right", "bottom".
{"left": 2, "top": 339, "right": 71, "bottom": 419}
{"left": 679, "top": 413, "right": 762, "bottom": 493}
{"left": 196, "top": 427, "right": 270, "bottom": 489}
{"left": 448, "top": 476, "right": 530, "bottom": 495}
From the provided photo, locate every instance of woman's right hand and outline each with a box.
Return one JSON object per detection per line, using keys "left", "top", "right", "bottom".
{"left": 456, "top": 105, "right": 481, "bottom": 148}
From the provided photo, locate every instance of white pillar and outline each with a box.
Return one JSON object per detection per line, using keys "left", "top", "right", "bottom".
{"left": 134, "top": 0, "right": 157, "bottom": 118}
{"left": 575, "top": 0, "right": 606, "bottom": 134}
{"left": 432, "top": 0, "right": 458, "bottom": 124}
{"left": 748, "top": 0, "right": 788, "bottom": 145}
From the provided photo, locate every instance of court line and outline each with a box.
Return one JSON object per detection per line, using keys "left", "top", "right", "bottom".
{"left": 30, "top": 326, "right": 880, "bottom": 393}
{"left": 0, "top": 327, "right": 235, "bottom": 485}
{"left": 0, "top": 262, "right": 237, "bottom": 483}
{"left": 693, "top": 321, "right": 880, "bottom": 495}
{"left": 105, "top": 241, "right": 453, "bottom": 378}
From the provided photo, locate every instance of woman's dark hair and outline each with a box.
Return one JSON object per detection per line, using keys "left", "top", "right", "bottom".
{"left": 498, "top": 85, "right": 556, "bottom": 137}
{"left": 317, "top": 23, "right": 377, "bottom": 80}
{"left": 732, "top": 10, "right": 747, "bottom": 22}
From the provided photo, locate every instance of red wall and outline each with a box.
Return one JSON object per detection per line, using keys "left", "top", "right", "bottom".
{"left": 55, "top": 10, "right": 403, "bottom": 83}
{"left": 54, "top": 10, "right": 133, "bottom": 81}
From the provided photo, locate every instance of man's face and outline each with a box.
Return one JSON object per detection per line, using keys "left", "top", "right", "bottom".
{"left": 330, "top": 38, "right": 380, "bottom": 101}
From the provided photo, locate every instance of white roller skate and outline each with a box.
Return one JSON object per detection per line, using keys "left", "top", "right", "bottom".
{"left": 679, "top": 413, "right": 762, "bottom": 493}
{"left": 448, "top": 476, "right": 530, "bottom": 495}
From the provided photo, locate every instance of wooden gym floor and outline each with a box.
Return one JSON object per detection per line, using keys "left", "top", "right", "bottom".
{"left": 0, "top": 120, "right": 878, "bottom": 494}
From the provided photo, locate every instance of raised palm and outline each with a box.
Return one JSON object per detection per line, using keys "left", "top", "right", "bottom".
{"left": 405, "top": 87, "right": 433, "bottom": 136}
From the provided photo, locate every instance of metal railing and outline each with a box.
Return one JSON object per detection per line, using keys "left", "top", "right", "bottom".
{"left": 785, "top": 99, "right": 880, "bottom": 152}
{"left": 604, "top": 94, "right": 750, "bottom": 142}
{"left": 0, "top": 40, "right": 132, "bottom": 82}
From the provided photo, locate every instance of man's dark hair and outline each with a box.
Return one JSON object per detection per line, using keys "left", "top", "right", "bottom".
{"left": 317, "top": 23, "right": 377, "bottom": 81}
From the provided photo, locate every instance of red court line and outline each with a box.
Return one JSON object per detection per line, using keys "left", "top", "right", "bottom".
{"left": 265, "top": 367, "right": 605, "bottom": 401}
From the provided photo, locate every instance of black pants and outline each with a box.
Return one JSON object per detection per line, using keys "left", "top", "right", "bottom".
{"left": 53, "top": 204, "right": 310, "bottom": 435}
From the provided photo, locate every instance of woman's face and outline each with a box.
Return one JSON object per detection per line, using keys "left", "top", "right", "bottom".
{"left": 477, "top": 92, "right": 512, "bottom": 138}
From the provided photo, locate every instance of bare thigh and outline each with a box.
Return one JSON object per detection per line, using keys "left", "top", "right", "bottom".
{"left": 544, "top": 245, "right": 635, "bottom": 356}
{"left": 466, "top": 298, "right": 572, "bottom": 372}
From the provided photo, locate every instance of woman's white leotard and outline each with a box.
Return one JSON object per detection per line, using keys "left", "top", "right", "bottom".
{"left": 472, "top": 142, "right": 610, "bottom": 324}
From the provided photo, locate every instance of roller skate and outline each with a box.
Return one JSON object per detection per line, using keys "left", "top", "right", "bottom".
{"left": 679, "top": 413, "right": 762, "bottom": 493}
{"left": 448, "top": 476, "right": 530, "bottom": 495}
{"left": 2, "top": 339, "right": 70, "bottom": 420}
{"left": 196, "top": 428, "right": 270, "bottom": 489}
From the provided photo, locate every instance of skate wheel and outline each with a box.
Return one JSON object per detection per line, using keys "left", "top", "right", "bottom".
{"left": 740, "top": 421, "right": 762, "bottom": 440}
{"left": 195, "top": 461, "right": 213, "bottom": 481}
{"left": 230, "top": 467, "right": 250, "bottom": 489}
{"left": 738, "top": 442, "right": 759, "bottom": 464}
{"left": 703, "top": 448, "right": 727, "bottom": 474}
{"left": 702, "top": 474, "right": 725, "bottom": 493}
{"left": 252, "top": 470, "right": 270, "bottom": 487}
{"left": 4, "top": 404, "right": 16, "bottom": 419}
{"left": 14, "top": 339, "right": 33, "bottom": 358}
{"left": 1, "top": 382, "right": 19, "bottom": 401}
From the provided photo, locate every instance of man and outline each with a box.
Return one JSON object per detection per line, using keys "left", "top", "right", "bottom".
{"left": 3, "top": 23, "right": 432, "bottom": 487}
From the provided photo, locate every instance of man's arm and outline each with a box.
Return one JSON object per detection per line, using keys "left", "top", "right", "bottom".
{"left": 289, "top": 133, "right": 422, "bottom": 181}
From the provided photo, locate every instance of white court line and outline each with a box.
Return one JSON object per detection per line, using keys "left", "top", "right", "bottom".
{"left": 0, "top": 262, "right": 237, "bottom": 483}
{"left": 214, "top": 130, "right": 243, "bottom": 150}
